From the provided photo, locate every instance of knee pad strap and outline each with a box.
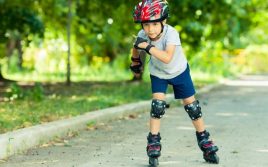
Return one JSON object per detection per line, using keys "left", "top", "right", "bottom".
{"left": 184, "top": 100, "right": 202, "bottom": 120}
{"left": 151, "top": 99, "right": 167, "bottom": 119}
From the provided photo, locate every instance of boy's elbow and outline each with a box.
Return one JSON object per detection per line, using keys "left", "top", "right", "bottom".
{"left": 163, "top": 53, "right": 173, "bottom": 64}
{"left": 164, "top": 57, "right": 172, "bottom": 64}
{"left": 163, "top": 60, "right": 170, "bottom": 64}
{"left": 163, "top": 60, "right": 171, "bottom": 64}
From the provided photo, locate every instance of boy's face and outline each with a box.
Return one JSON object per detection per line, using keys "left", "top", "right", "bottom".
{"left": 142, "top": 22, "right": 162, "bottom": 39}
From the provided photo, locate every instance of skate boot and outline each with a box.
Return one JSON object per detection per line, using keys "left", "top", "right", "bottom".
{"left": 196, "top": 131, "right": 219, "bottom": 164}
{"left": 147, "top": 132, "right": 161, "bottom": 167}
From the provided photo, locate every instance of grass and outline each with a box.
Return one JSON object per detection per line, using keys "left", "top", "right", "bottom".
{"left": 0, "top": 68, "right": 220, "bottom": 134}
{"left": 0, "top": 80, "right": 153, "bottom": 134}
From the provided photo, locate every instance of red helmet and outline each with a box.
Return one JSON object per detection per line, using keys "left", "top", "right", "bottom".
{"left": 133, "top": 0, "right": 169, "bottom": 23}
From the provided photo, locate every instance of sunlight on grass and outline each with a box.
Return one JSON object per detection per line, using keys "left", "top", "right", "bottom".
{"left": 0, "top": 81, "right": 153, "bottom": 133}
{"left": 3, "top": 64, "right": 133, "bottom": 82}
{"left": 0, "top": 56, "right": 226, "bottom": 134}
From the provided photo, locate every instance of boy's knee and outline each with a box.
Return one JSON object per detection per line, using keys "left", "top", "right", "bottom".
{"left": 151, "top": 99, "right": 167, "bottom": 119}
{"left": 184, "top": 100, "right": 202, "bottom": 120}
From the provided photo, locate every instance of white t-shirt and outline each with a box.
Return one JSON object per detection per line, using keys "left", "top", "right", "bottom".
{"left": 137, "top": 24, "right": 187, "bottom": 79}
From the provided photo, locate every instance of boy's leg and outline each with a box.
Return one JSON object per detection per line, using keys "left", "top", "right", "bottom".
{"left": 183, "top": 95, "right": 219, "bottom": 163}
{"left": 146, "top": 92, "right": 166, "bottom": 162}
{"left": 150, "top": 93, "right": 165, "bottom": 134}
{"left": 147, "top": 75, "right": 168, "bottom": 164}
{"left": 182, "top": 95, "right": 205, "bottom": 132}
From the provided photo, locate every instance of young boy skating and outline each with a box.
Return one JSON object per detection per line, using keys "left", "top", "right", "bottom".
{"left": 130, "top": 0, "right": 219, "bottom": 166}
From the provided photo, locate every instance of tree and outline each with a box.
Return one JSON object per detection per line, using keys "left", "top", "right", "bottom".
{"left": 66, "top": 0, "right": 72, "bottom": 85}
{"left": 168, "top": 0, "right": 252, "bottom": 51}
{"left": 0, "top": 0, "right": 44, "bottom": 80}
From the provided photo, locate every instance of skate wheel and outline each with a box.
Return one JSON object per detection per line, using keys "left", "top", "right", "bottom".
{"left": 204, "top": 153, "right": 219, "bottom": 164}
{"left": 149, "top": 157, "right": 159, "bottom": 167}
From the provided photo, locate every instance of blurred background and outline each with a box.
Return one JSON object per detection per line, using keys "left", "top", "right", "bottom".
{"left": 1, "top": 0, "right": 267, "bottom": 82}
{"left": 0, "top": 0, "right": 267, "bottom": 133}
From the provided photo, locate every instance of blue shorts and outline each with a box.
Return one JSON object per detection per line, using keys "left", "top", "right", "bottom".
{"left": 150, "top": 65, "right": 196, "bottom": 99}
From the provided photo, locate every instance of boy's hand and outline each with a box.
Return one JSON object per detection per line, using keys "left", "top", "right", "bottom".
{"left": 134, "top": 37, "right": 154, "bottom": 55}
{"left": 134, "top": 37, "right": 148, "bottom": 50}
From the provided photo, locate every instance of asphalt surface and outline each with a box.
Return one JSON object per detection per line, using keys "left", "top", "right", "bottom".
{"left": 1, "top": 75, "right": 268, "bottom": 167}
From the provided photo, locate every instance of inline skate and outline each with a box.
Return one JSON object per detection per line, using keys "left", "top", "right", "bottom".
{"left": 196, "top": 131, "right": 219, "bottom": 164}
{"left": 147, "top": 132, "right": 161, "bottom": 167}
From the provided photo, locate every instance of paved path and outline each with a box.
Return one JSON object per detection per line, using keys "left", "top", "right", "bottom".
{"left": 1, "top": 75, "right": 268, "bottom": 167}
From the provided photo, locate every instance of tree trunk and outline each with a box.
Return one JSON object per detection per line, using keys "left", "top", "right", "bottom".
{"left": 66, "top": 0, "right": 72, "bottom": 86}
{"left": 16, "top": 38, "right": 23, "bottom": 70}
{"left": 0, "top": 70, "right": 4, "bottom": 80}
{"left": 6, "top": 38, "right": 16, "bottom": 68}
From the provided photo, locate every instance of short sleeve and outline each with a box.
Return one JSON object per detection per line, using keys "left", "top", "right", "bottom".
{"left": 166, "top": 28, "right": 181, "bottom": 46}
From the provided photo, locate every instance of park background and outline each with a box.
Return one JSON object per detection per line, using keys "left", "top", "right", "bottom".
{"left": 0, "top": 0, "right": 267, "bottom": 134}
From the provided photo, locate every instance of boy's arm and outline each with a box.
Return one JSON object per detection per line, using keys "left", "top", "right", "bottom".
{"left": 130, "top": 47, "right": 143, "bottom": 75}
{"left": 149, "top": 44, "right": 176, "bottom": 64}
{"left": 136, "top": 40, "right": 176, "bottom": 64}
{"left": 132, "top": 47, "right": 139, "bottom": 59}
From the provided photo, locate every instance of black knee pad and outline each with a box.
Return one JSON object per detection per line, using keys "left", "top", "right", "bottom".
{"left": 151, "top": 99, "right": 167, "bottom": 119}
{"left": 184, "top": 100, "right": 202, "bottom": 120}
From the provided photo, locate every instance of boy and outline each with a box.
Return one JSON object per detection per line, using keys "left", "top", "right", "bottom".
{"left": 130, "top": 0, "right": 219, "bottom": 166}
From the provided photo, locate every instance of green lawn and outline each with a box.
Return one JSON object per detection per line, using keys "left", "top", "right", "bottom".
{"left": 0, "top": 80, "right": 151, "bottom": 133}
{"left": 0, "top": 73, "right": 218, "bottom": 134}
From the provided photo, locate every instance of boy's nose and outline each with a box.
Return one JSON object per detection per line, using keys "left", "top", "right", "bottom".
{"left": 148, "top": 25, "right": 154, "bottom": 32}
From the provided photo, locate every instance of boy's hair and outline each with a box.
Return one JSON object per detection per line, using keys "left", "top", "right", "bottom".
{"left": 133, "top": 0, "right": 169, "bottom": 23}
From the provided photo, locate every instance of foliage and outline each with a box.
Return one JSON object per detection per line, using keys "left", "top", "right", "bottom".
{"left": 168, "top": 0, "right": 252, "bottom": 51}
{"left": 2, "top": 55, "right": 133, "bottom": 82}
{"left": 0, "top": 0, "right": 44, "bottom": 43}
{"left": 243, "top": 0, "right": 268, "bottom": 45}
{"left": 5, "top": 82, "right": 44, "bottom": 101}
{"left": 231, "top": 45, "right": 268, "bottom": 74}
{"left": 5, "top": 83, "right": 24, "bottom": 100}
{"left": 189, "top": 40, "right": 233, "bottom": 76}
{"left": 1, "top": 0, "right": 267, "bottom": 79}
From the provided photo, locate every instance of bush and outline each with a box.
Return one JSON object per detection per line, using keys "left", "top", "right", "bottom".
{"left": 5, "top": 82, "right": 44, "bottom": 101}
{"left": 231, "top": 45, "right": 268, "bottom": 74}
